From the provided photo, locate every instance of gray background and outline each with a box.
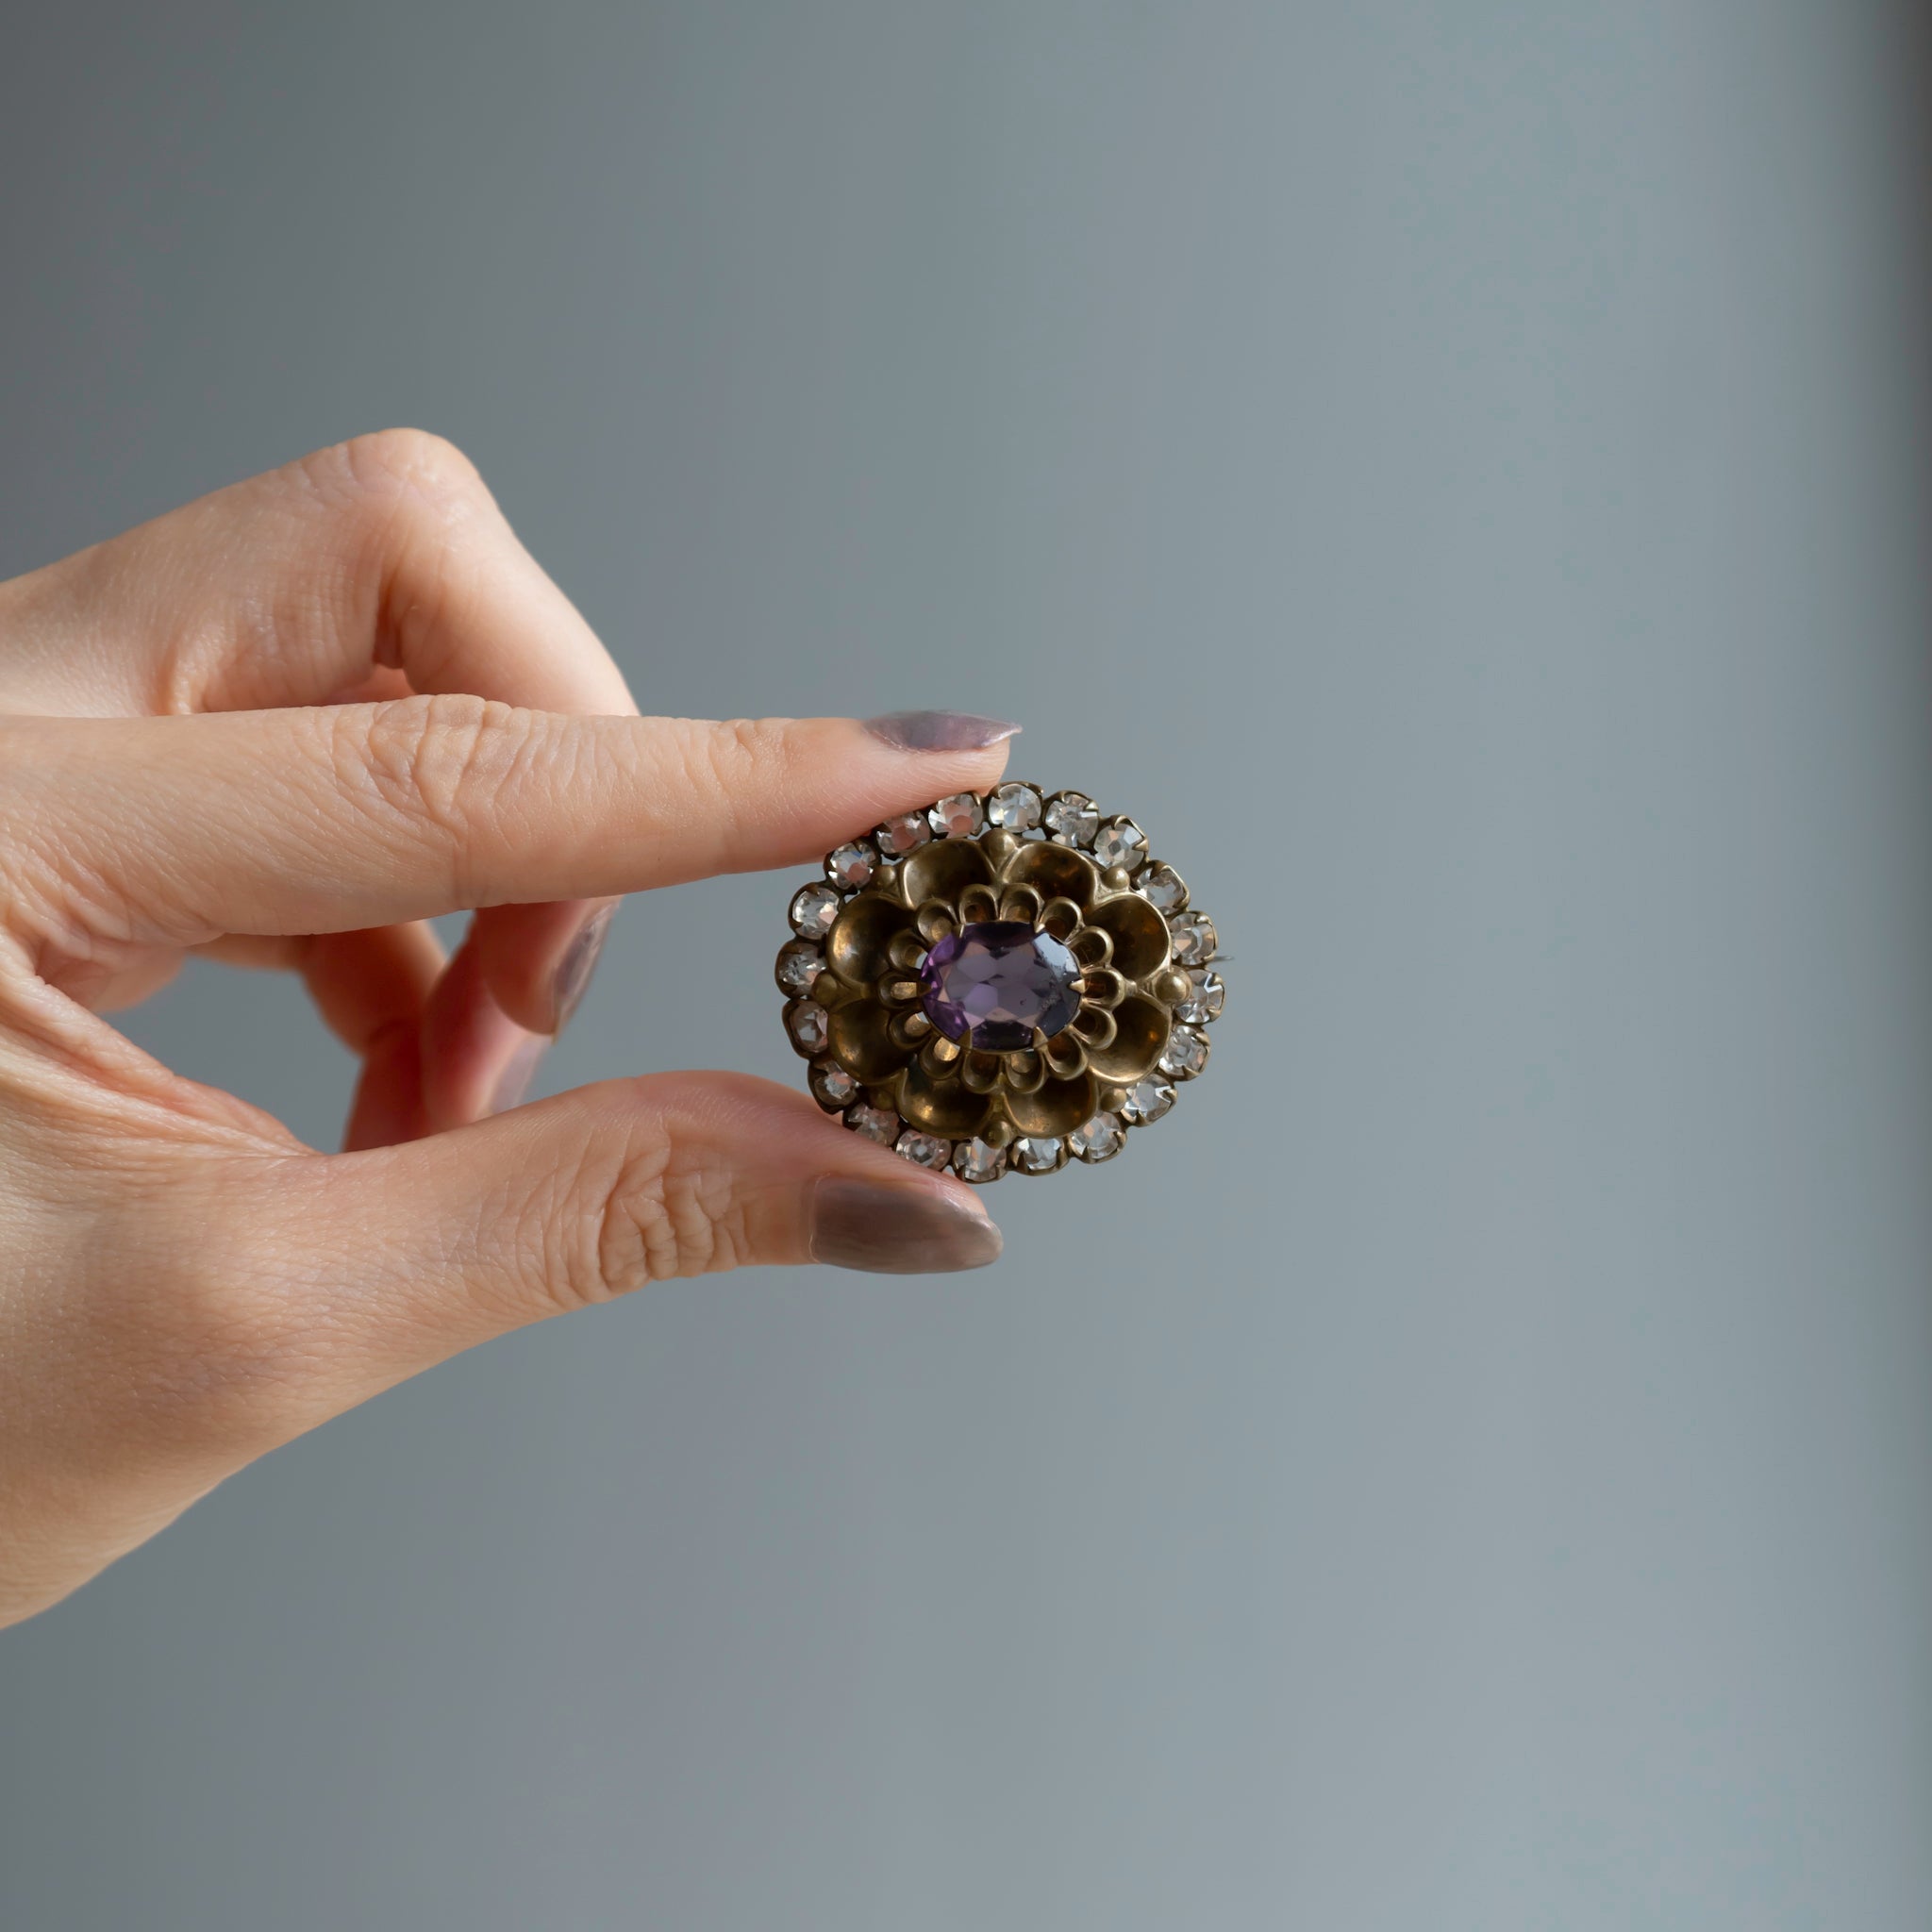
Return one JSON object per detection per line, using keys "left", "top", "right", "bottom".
{"left": 3, "top": 1, "right": 1931, "bottom": 1925}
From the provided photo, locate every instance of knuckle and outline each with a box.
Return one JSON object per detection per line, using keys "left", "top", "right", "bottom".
{"left": 325, "top": 426, "right": 488, "bottom": 512}
{"left": 681, "top": 716, "right": 786, "bottom": 840}
{"left": 63, "top": 1167, "right": 330, "bottom": 1457}
{"left": 714, "top": 714, "right": 787, "bottom": 785}
{"left": 331, "top": 694, "right": 540, "bottom": 882}
{"left": 534, "top": 1124, "right": 751, "bottom": 1309}
{"left": 296, "top": 430, "right": 498, "bottom": 684}
{"left": 145, "top": 1283, "right": 319, "bottom": 1454}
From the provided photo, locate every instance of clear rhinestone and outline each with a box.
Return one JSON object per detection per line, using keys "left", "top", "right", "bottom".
{"left": 987, "top": 782, "right": 1043, "bottom": 831}
{"left": 846, "top": 1103, "right": 899, "bottom": 1144}
{"left": 1012, "top": 1135, "right": 1062, "bottom": 1174}
{"left": 1118, "top": 1078, "right": 1176, "bottom": 1124}
{"left": 1168, "top": 911, "right": 1218, "bottom": 965}
{"left": 1141, "top": 863, "right": 1187, "bottom": 914}
{"left": 1044, "top": 791, "right": 1099, "bottom": 847}
{"left": 953, "top": 1138, "right": 1007, "bottom": 1183}
{"left": 789, "top": 882, "right": 842, "bottom": 939}
{"left": 895, "top": 1129, "right": 951, "bottom": 1170}
{"left": 874, "top": 810, "right": 933, "bottom": 858}
{"left": 809, "top": 1062, "right": 859, "bottom": 1108}
{"left": 775, "top": 940, "right": 824, "bottom": 996}
{"left": 1175, "top": 969, "right": 1224, "bottom": 1025}
{"left": 1158, "top": 1024, "right": 1209, "bottom": 1079}
{"left": 1069, "top": 1112, "right": 1125, "bottom": 1161}
{"left": 824, "top": 841, "right": 876, "bottom": 889}
{"left": 1091, "top": 817, "right": 1147, "bottom": 873}
{"left": 928, "top": 791, "right": 986, "bottom": 840}
{"left": 785, "top": 1001, "right": 829, "bottom": 1054}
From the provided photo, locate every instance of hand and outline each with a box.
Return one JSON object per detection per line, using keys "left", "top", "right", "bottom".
{"left": 0, "top": 430, "right": 1012, "bottom": 1627}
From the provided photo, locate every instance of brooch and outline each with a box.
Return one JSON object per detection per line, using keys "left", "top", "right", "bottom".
{"left": 776, "top": 784, "right": 1222, "bottom": 1181}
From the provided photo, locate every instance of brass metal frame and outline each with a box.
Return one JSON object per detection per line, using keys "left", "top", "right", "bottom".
{"left": 777, "top": 786, "right": 1223, "bottom": 1182}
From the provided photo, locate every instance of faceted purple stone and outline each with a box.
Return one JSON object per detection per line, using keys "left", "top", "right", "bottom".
{"left": 919, "top": 921, "right": 1082, "bottom": 1053}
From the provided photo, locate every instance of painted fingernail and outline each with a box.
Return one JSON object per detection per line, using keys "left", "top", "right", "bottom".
{"left": 863, "top": 711, "right": 1023, "bottom": 753}
{"left": 808, "top": 1175, "right": 1005, "bottom": 1274}
{"left": 489, "top": 1035, "right": 548, "bottom": 1115}
{"left": 550, "top": 904, "right": 615, "bottom": 1036}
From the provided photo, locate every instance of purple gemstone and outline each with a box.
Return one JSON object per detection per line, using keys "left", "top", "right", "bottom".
{"left": 919, "top": 921, "right": 1082, "bottom": 1053}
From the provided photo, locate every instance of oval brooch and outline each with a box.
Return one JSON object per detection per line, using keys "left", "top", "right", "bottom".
{"left": 776, "top": 783, "right": 1223, "bottom": 1181}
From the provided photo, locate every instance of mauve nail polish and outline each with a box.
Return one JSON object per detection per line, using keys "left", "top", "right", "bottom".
{"left": 550, "top": 904, "right": 614, "bottom": 1036}
{"left": 863, "top": 711, "right": 1023, "bottom": 753}
{"left": 808, "top": 1175, "right": 1004, "bottom": 1274}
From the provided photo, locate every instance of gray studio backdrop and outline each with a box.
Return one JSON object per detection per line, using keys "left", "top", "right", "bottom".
{"left": 4, "top": 3, "right": 1931, "bottom": 1927}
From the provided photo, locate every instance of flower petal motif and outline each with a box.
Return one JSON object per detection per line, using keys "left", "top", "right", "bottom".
{"left": 780, "top": 790, "right": 1223, "bottom": 1179}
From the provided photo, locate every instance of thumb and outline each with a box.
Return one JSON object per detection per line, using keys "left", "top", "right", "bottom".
{"left": 238, "top": 1073, "right": 1002, "bottom": 1417}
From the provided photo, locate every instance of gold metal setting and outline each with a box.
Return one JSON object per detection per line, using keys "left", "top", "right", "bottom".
{"left": 777, "top": 786, "right": 1224, "bottom": 1182}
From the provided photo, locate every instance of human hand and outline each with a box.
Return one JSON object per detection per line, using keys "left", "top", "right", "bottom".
{"left": 0, "top": 430, "right": 1011, "bottom": 1627}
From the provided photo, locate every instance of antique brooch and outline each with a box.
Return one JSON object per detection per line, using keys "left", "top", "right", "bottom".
{"left": 776, "top": 783, "right": 1223, "bottom": 1181}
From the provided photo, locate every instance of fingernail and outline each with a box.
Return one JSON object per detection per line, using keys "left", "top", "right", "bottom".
{"left": 489, "top": 1035, "right": 548, "bottom": 1115}
{"left": 808, "top": 1175, "right": 1005, "bottom": 1274}
{"left": 863, "top": 711, "right": 1023, "bottom": 753}
{"left": 550, "top": 904, "right": 615, "bottom": 1036}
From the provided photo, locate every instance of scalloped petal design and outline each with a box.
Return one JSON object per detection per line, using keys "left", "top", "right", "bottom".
{"left": 900, "top": 838, "right": 996, "bottom": 908}
{"left": 1084, "top": 892, "right": 1171, "bottom": 981}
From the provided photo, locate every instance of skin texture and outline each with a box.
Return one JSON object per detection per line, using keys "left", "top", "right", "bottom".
{"left": 0, "top": 429, "right": 1010, "bottom": 1629}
